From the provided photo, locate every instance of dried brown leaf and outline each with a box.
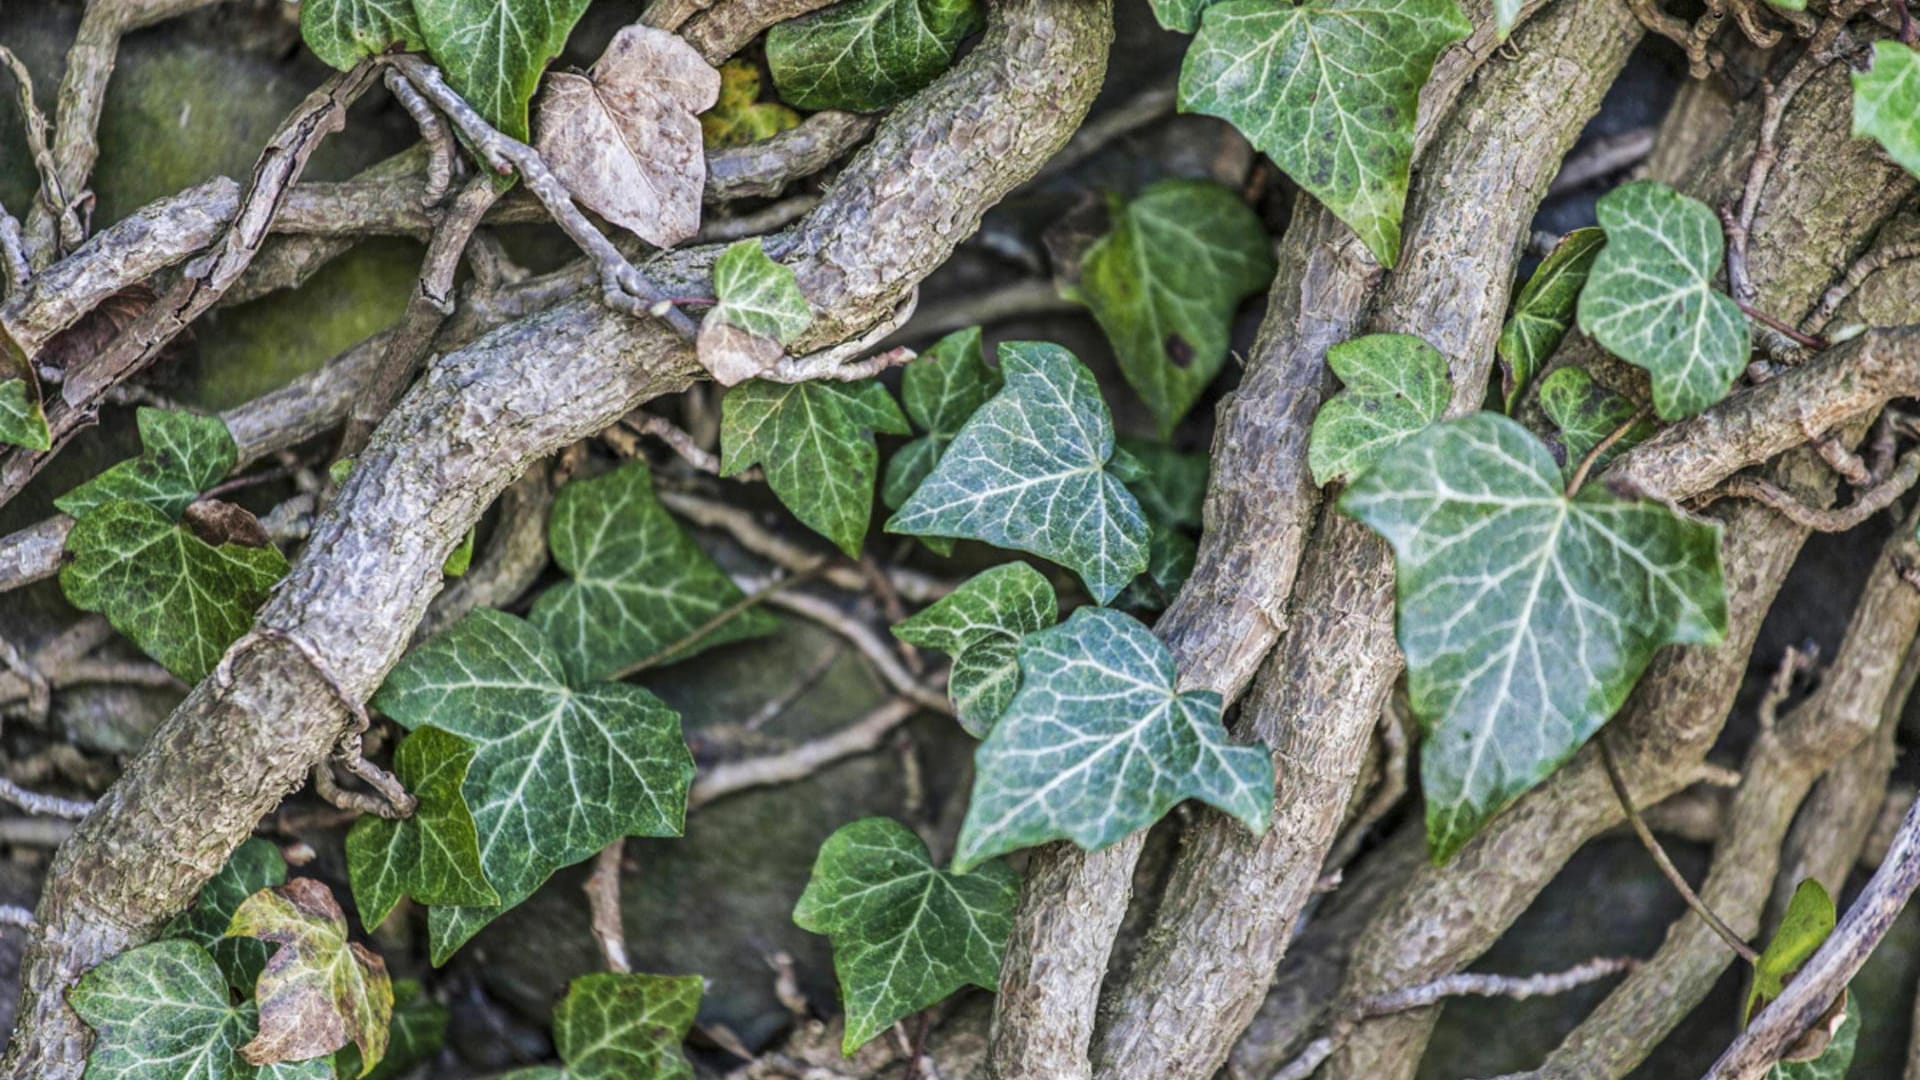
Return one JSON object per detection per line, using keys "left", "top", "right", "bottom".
{"left": 696, "top": 319, "right": 784, "bottom": 386}
{"left": 182, "top": 499, "right": 273, "bottom": 548}
{"left": 226, "top": 877, "right": 394, "bottom": 1074}
{"left": 535, "top": 25, "right": 720, "bottom": 249}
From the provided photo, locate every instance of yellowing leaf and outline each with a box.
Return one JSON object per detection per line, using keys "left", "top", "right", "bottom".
{"left": 1747, "top": 878, "right": 1837, "bottom": 1024}
{"left": 534, "top": 25, "right": 719, "bottom": 249}
{"left": 701, "top": 60, "right": 802, "bottom": 149}
{"left": 226, "top": 878, "right": 395, "bottom": 1075}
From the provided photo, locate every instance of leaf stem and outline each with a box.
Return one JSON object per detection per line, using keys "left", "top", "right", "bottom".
{"left": 1599, "top": 732, "right": 1761, "bottom": 964}
{"left": 1564, "top": 404, "right": 1652, "bottom": 497}
{"left": 1738, "top": 300, "right": 1829, "bottom": 351}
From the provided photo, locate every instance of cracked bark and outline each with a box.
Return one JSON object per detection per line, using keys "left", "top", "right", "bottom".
{"left": 0, "top": 0, "right": 1110, "bottom": 1073}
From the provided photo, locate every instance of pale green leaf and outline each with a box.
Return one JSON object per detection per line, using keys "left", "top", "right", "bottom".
{"left": 1179, "top": 0, "right": 1472, "bottom": 265}
{"left": 722, "top": 379, "right": 909, "bottom": 557}
{"left": 1342, "top": 413, "right": 1727, "bottom": 860}
{"left": 69, "top": 940, "right": 331, "bottom": 1080}
{"left": 335, "top": 979, "right": 447, "bottom": 1080}
{"left": 411, "top": 0, "right": 590, "bottom": 142}
{"left": 1854, "top": 41, "right": 1920, "bottom": 179}
{"left": 0, "top": 378, "right": 50, "bottom": 451}
{"left": 1072, "top": 180, "right": 1276, "bottom": 437}
{"left": 882, "top": 327, "right": 1001, "bottom": 511}
{"left": 1150, "top": 0, "right": 1213, "bottom": 33}
{"left": 1747, "top": 878, "right": 1836, "bottom": 1024}
{"left": 300, "top": 0, "right": 425, "bottom": 70}
{"left": 1771, "top": 1003, "right": 1857, "bottom": 1080}
{"left": 372, "top": 609, "right": 694, "bottom": 963}
{"left": 765, "top": 0, "right": 985, "bottom": 112}
{"left": 708, "top": 238, "right": 813, "bottom": 344}
{"left": 529, "top": 462, "right": 778, "bottom": 681}
{"left": 794, "top": 817, "right": 1019, "bottom": 1051}
{"left": 226, "top": 878, "right": 394, "bottom": 1074}
{"left": 1538, "top": 367, "right": 1652, "bottom": 480}
{"left": 56, "top": 407, "right": 236, "bottom": 521}
{"left": 498, "top": 973, "right": 702, "bottom": 1080}
{"left": 1307, "top": 333, "right": 1450, "bottom": 486}
{"left": 346, "top": 726, "right": 499, "bottom": 932}
{"left": 164, "top": 838, "right": 288, "bottom": 994}
{"left": 892, "top": 563, "right": 1057, "bottom": 736}
{"left": 886, "top": 342, "right": 1151, "bottom": 603}
{"left": 954, "top": 606, "right": 1273, "bottom": 870}
{"left": 1498, "top": 227, "right": 1606, "bottom": 411}
{"left": 1576, "top": 180, "right": 1750, "bottom": 419}
{"left": 61, "top": 500, "right": 288, "bottom": 684}
{"left": 1494, "top": 0, "right": 1522, "bottom": 36}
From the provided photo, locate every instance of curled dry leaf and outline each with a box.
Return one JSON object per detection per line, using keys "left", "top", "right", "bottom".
{"left": 226, "top": 877, "right": 394, "bottom": 1075}
{"left": 534, "top": 25, "right": 720, "bottom": 249}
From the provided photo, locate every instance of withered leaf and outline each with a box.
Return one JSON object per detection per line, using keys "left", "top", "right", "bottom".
{"left": 182, "top": 499, "right": 273, "bottom": 549}
{"left": 226, "top": 877, "right": 394, "bottom": 1075}
{"left": 534, "top": 25, "right": 719, "bottom": 249}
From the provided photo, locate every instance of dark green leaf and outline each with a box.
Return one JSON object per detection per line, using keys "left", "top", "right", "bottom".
{"left": 498, "top": 973, "right": 703, "bottom": 1080}
{"left": 892, "top": 563, "right": 1057, "bottom": 736}
{"left": 300, "top": 0, "right": 425, "bottom": 70}
{"left": 1498, "top": 227, "right": 1606, "bottom": 411}
{"left": 766, "top": 0, "right": 985, "bottom": 112}
{"left": 794, "top": 817, "right": 1019, "bottom": 1051}
{"left": 411, "top": 0, "right": 590, "bottom": 141}
{"left": 1307, "top": 333, "right": 1450, "bottom": 486}
{"left": 164, "top": 838, "right": 288, "bottom": 994}
{"left": 56, "top": 407, "right": 236, "bottom": 521}
{"left": 722, "top": 379, "right": 909, "bottom": 557}
{"left": 346, "top": 726, "right": 499, "bottom": 931}
{"left": 1538, "top": 367, "right": 1652, "bottom": 480}
{"left": 0, "top": 377, "right": 50, "bottom": 451}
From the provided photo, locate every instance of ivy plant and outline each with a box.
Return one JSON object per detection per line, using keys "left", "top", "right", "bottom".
{"left": 499, "top": 973, "right": 703, "bottom": 1080}
{"left": 766, "top": 0, "right": 985, "bottom": 112}
{"left": 892, "top": 562, "right": 1058, "bottom": 736}
{"left": 1306, "top": 332, "right": 1450, "bottom": 486}
{"left": 1497, "top": 227, "right": 1606, "bottom": 412}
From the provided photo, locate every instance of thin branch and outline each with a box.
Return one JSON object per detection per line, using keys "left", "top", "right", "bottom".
{"left": 0, "top": 905, "right": 35, "bottom": 931}
{"left": 690, "top": 697, "right": 920, "bottom": 810}
{"left": 584, "top": 840, "right": 631, "bottom": 973}
{"left": 1811, "top": 236, "right": 1920, "bottom": 332}
{"left": 1715, "top": 445, "right": 1920, "bottom": 531}
{"left": 760, "top": 587, "right": 953, "bottom": 717}
{"left": 0, "top": 45, "right": 81, "bottom": 253}
{"left": 0, "top": 208, "right": 27, "bottom": 297}
{"left": 0, "top": 778, "right": 93, "bottom": 821}
{"left": 624, "top": 412, "right": 729, "bottom": 477}
{"left": 1600, "top": 733, "right": 1760, "bottom": 964}
{"left": 1566, "top": 405, "right": 1652, "bottom": 496}
{"left": 383, "top": 69, "right": 455, "bottom": 206}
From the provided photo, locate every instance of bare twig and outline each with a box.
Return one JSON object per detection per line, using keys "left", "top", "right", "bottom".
{"left": 1715, "top": 445, "right": 1920, "bottom": 531}
{"left": 0, "top": 209, "right": 27, "bottom": 297}
{"left": 585, "top": 840, "right": 631, "bottom": 973}
{"left": 0, "top": 779, "right": 93, "bottom": 821}
{"left": 0, "top": 905, "right": 35, "bottom": 932}
{"left": 690, "top": 697, "right": 920, "bottom": 809}
{"left": 1548, "top": 127, "right": 1657, "bottom": 195}
{"left": 655, "top": 488, "right": 952, "bottom": 602}
{"left": 1036, "top": 84, "right": 1178, "bottom": 179}
{"left": 760, "top": 587, "right": 953, "bottom": 717}
{"left": 383, "top": 69, "right": 455, "bottom": 206}
{"left": 1812, "top": 237, "right": 1920, "bottom": 332}
{"left": 616, "top": 566, "right": 825, "bottom": 679}
{"left": 624, "top": 412, "right": 729, "bottom": 477}
{"left": 0, "top": 45, "right": 79, "bottom": 256}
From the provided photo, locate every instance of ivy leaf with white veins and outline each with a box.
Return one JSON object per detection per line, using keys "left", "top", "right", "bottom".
{"left": 0, "top": 334, "right": 49, "bottom": 450}
{"left": 794, "top": 817, "right": 1019, "bottom": 1052}
{"left": 1342, "top": 412, "right": 1727, "bottom": 860}
{"left": 892, "top": 563, "right": 1057, "bottom": 736}
{"left": 1853, "top": 41, "right": 1920, "bottom": 180}
{"left": 1307, "top": 333, "right": 1449, "bottom": 487}
{"left": 697, "top": 239, "right": 815, "bottom": 386}
{"left": 227, "top": 878, "right": 394, "bottom": 1074}
{"left": 886, "top": 342, "right": 1151, "bottom": 604}
{"left": 61, "top": 499, "right": 289, "bottom": 683}
{"left": 56, "top": 406, "right": 236, "bottom": 520}
{"left": 372, "top": 609, "right": 695, "bottom": 963}
{"left": 164, "top": 838, "right": 288, "bottom": 994}
{"left": 411, "top": 0, "right": 590, "bottom": 142}
{"left": 882, "top": 327, "right": 1002, "bottom": 511}
{"left": 1498, "top": 227, "right": 1606, "bottom": 411}
{"left": 529, "top": 462, "right": 778, "bottom": 682}
{"left": 1149, "top": 0, "right": 1213, "bottom": 32}
{"left": 299, "top": 0, "right": 424, "bottom": 70}
{"left": 498, "top": 973, "right": 703, "bottom": 1080}
{"left": 1179, "top": 0, "right": 1472, "bottom": 266}
{"left": 766, "top": 0, "right": 985, "bottom": 113}
{"left": 1069, "top": 180, "right": 1276, "bottom": 437}
{"left": 346, "top": 726, "right": 499, "bottom": 932}
{"left": 1539, "top": 367, "right": 1652, "bottom": 480}
{"left": 534, "top": 26, "right": 719, "bottom": 249}
{"left": 954, "top": 606, "right": 1273, "bottom": 870}
{"left": 1576, "top": 180, "right": 1750, "bottom": 419}
{"left": 69, "top": 939, "right": 332, "bottom": 1080}
{"left": 722, "top": 379, "right": 910, "bottom": 557}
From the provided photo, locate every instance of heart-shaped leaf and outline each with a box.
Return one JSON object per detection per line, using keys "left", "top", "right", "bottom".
{"left": 299, "top": 0, "right": 424, "bottom": 69}
{"left": 56, "top": 407, "right": 236, "bottom": 521}
{"left": 346, "top": 726, "right": 499, "bottom": 931}
{"left": 1307, "top": 332, "right": 1450, "bottom": 486}
{"left": 892, "top": 563, "right": 1057, "bottom": 736}
{"left": 226, "top": 878, "right": 394, "bottom": 1074}
{"left": 498, "top": 973, "right": 703, "bottom": 1080}
{"left": 411, "top": 0, "right": 590, "bottom": 142}
{"left": 766, "top": 0, "right": 985, "bottom": 112}
{"left": 722, "top": 379, "right": 909, "bottom": 557}
{"left": 698, "top": 239, "right": 816, "bottom": 386}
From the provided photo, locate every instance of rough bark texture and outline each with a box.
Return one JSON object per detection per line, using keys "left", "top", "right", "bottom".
{"left": 1087, "top": 6, "right": 1644, "bottom": 1077}
{"left": 0, "top": 1, "right": 1111, "bottom": 1073}
{"left": 987, "top": 6, "right": 1541, "bottom": 1076}
{"left": 1320, "top": 50, "right": 1918, "bottom": 1080}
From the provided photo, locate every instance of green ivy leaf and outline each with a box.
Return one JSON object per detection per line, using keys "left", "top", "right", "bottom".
{"left": 299, "top": 0, "right": 425, "bottom": 70}
{"left": 954, "top": 606, "right": 1273, "bottom": 870}
{"left": 1498, "top": 227, "right": 1606, "bottom": 412}
{"left": 1116, "top": 438, "right": 1207, "bottom": 532}
{"left": 722, "top": 379, "right": 910, "bottom": 557}
{"left": 794, "top": 817, "right": 1019, "bottom": 1051}
{"left": 1747, "top": 878, "right": 1837, "bottom": 1024}
{"left": 700, "top": 60, "right": 801, "bottom": 149}
{"left": 1771, "top": 1003, "right": 1857, "bottom": 1080}
{"left": 1179, "top": 0, "right": 1472, "bottom": 266}
{"left": 765, "top": 0, "right": 985, "bottom": 112}
{"left": 1494, "top": 0, "right": 1522, "bottom": 37}
{"left": 61, "top": 500, "right": 288, "bottom": 684}
{"left": 226, "top": 878, "right": 394, "bottom": 1075}
{"left": 1343, "top": 413, "right": 1727, "bottom": 860}
{"left": 346, "top": 726, "right": 499, "bottom": 932}
{"left": 1538, "top": 367, "right": 1652, "bottom": 480}
{"left": 892, "top": 563, "right": 1057, "bottom": 736}
{"left": 1576, "top": 181, "right": 1750, "bottom": 419}
{"left": 529, "top": 462, "right": 778, "bottom": 681}
{"left": 1307, "top": 333, "right": 1450, "bottom": 486}
{"left": 1069, "top": 180, "right": 1276, "bottom": 437}
{"left": 164, "top": 838, "right": 288, "bottom": 994}
{"left": 882, "top": 327, "right": 1001, "bottom": 511}
{"left": 56, "top": 407, "right": 236, "bottom": 521}
{"left": 372, "top": 609, "right": 694, "bottom": 963}
{"left": 0, "top": 378, "right": 50, "bottom": 451}
{"left": 498, "top": 973, "right": 703, "bottom": 1080}
{"left": 335, "top": 979, "right": 447, "bottom": 1080}
{"left": 886, "top": 342, "right": 1151, "bottom": 604}
{"left": 1854, "top": 41, "right": 1920, "bottom": 180}
{"left": 699, "top": 239, "right": 818, "bottom": 385}
{"left": 70, "top": 939, "right": 332, "bottom": 1080}
{"left": 411, "top": 0, "right": 590, "bottom": 142}
{"left": 1149, "top": 0, "right": 1213, "bottom": 32}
